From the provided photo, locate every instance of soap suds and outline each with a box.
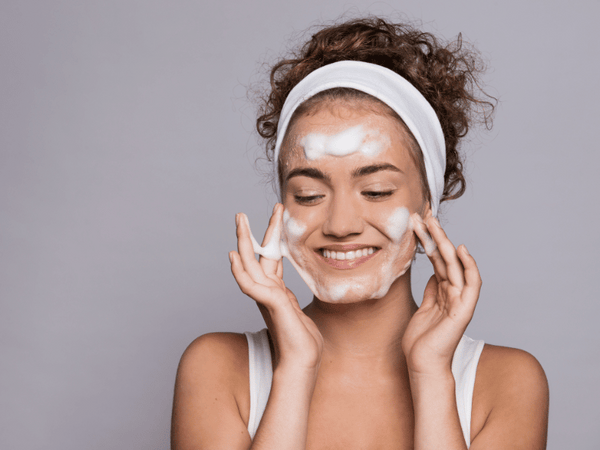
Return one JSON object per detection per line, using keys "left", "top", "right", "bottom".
{"left": 385, "top": 207, "right": 411, "bottom": 242}
{"left": 408, "top": 215, "right": 437, "bottom": 256}
{"left": 327, "top": 284, "right": 349, "bottom": 301}
{"left": 243, "top": 213, "right": 283, "bottom": 261}
{"left": 245, "top": 206, "right": 417, "bottom": 304}
{"left": 283, "top": 210, "right": 306, "bottom": 240}
{"left": 300, "top": 125, "right": 388, "bottom": 161}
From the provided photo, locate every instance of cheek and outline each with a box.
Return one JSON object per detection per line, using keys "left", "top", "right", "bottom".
{"left": 384, "top": 207, "right": 411, "bottom": 243}
{"left": 282, "top": 209, "right": 307, "bottom": 241}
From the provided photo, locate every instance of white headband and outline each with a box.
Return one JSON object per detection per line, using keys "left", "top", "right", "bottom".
{"left": 273, "top": 60, "right": 446, "bottom": 217}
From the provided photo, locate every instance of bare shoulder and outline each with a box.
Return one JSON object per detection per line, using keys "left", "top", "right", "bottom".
{"left": 172, "top": 332, "right": 251, "bottom": 450}
{"left": 177, "top": 332, "right": 249, "bottom": 383}
{"left": 175, "top": 332, "right": 250, "bottom": 417}
{"left": 471, "top": 344, "right": 549, "bottom": 449}
{"left": 476, "top": 344, "right": 548, "bottom": 400}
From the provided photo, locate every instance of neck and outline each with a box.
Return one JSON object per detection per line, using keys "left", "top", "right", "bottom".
{"left": 303, "top": 269, "right": 418, "bottom": 374}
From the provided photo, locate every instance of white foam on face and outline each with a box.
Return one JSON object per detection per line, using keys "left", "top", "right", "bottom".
{"left": 327, "top": 284, "right": 349, "bottom": 301}
{"left": 385, "top": 207, "right": 411, "bottom": 243}
{"left": 300, "top": 125, "right": 388, "bottom": 160}
{"left": 280, "top": 206, "right": 417, "bottom": 304}
{"left": 283, "top": 209, "right": 306, "bottom": 240}
{"left": 244, "top": 206, "right": 417, "bottom": 304}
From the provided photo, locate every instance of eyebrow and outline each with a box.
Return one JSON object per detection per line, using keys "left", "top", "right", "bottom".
{"left": 352, "top": 163, "right": 403, "bottom": 178}
{"left": 285, "top": 163, "right": 403, "bottom": 184}
{"left": 285, "top": 167, "right": 331, "bottom": 183}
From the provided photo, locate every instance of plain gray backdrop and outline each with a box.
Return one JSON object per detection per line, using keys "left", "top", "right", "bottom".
{"left": 1, "top": 0, "right": 599, "bottom": 448}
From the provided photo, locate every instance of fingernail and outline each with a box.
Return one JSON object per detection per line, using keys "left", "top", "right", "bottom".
{"left": 235, "top": 213, "right": 240, "bottom": 227}
{"left": 413, "top": 214, "right": 424, "bottom": 224}
{"left": 432, "top": 217, "right": 441, "bottom": 227}
{"left": 462, "top": 245, "right": 470, "bottom": 255}
{"left": 228, "top": 251, "right": 233, "bottom": 262}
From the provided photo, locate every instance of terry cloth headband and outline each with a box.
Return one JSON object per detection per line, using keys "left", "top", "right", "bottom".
{"left": 273, "top": 60, "right": 446, "bottom": 217}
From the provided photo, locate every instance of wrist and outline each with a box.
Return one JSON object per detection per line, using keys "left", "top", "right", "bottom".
{"left": 408, "top": 368, "right": 455, "bottom": 389}
{"left": 274, "top": 363, "right": 319, "bottom": 386}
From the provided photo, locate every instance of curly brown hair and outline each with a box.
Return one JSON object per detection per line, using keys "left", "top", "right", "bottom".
{"left": 256, "top": 17, "right": 495, "bottom": 204}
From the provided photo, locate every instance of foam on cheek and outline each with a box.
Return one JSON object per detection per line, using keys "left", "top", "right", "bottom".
{"left": 280, "top": 240, "right": 319, "bottom": 295}
{"left": 385, "top": 207, "right": 411, "bottom": 243}
{"left": 283, "top": 210, "right": 306, "bottom": 241}
{"left": 300, "top": 125, "right": 387, "bottom": 160}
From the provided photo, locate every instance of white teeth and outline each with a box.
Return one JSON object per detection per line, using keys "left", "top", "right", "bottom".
{"left": 323, "top": 247, "right": 376, "bottom": 261}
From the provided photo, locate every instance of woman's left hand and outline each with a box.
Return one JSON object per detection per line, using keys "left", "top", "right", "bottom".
{"left": 401, "top": 214, "right": 482, "bottom": 377}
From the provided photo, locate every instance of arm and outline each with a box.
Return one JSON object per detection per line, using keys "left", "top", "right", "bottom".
{"left": 171, "top": 333, "right": 321, "bottom": 450}
{"left": 250, "top": 364, "right": 318, "bottom": 450}
{"left": 405, "top": 216, "right": 548, "bottom": 449}
{"left": 469, "top": 346, "right": 549, "bottom": 449}
{"left": 172, "top": 204, "right": 323, "bottom": 450}
{"left": 409, "top": 348, "right": 549, "bottom": 450}
{"left": 171, "top": 333, "right": 252, "bottom": 450}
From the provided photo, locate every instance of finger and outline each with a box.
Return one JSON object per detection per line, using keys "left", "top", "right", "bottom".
{"left": 259, "top": 203, "right": 284, "bottom": 276}
{"left": 229, "top": 250, "right": 258, "bottom": 296}
{"left": 236, "top": 213, "right": 269, "bottom": 283}
{"left": 457, "top": 245, "right": 482, "bottom": 309}
{"left": 276, "top": 258, "right": 283, "bottom": 279}
{"left": 411, "top": 214, "right": 447, "bottom": 281}
{"left": 426, "top": 217, "right": 465, "bottom": 289}
{"left": 230, "top": 251, "right": 275, "bottom": 307}
{"left": 420, "top": 275, "right": 439, "bottom": 310}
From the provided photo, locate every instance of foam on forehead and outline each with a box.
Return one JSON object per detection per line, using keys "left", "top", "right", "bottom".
{"left": 273, "top": 61, "right": 446, "bottom": 217}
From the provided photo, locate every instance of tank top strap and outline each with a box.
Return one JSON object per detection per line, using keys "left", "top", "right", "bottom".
{"left": 244, "top": 328, "right": 273, "bottom": 439}
{"left": 451, "top": 335, "right": 485, "bottom": 447}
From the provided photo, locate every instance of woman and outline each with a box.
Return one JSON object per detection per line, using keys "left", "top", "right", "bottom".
{"left": 171, "top": 18, "right": 549, "bottom": 449}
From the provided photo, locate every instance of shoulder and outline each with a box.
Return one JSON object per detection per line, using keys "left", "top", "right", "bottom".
{"left": 178, "top": 332, "right": 249, "bottom": 372}
{"left": 176, "top": 332, "right": 249, "bottom": 396}
{"left": 476, "top": 344, "right": 548, "bottom": 398}
{"left": 470, "top": 344, "right": 549, "bottom": 448}
{"left": 172, "top": 332, "right": 252, "bottom": 449}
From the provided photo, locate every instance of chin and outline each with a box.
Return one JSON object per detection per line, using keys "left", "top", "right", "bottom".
{"left": 312, "top": 264, "right": 412, "bottom": 304}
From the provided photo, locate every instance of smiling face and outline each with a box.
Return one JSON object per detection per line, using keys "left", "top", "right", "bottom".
{"left": 279, "top": 99, "right": 430, "bottom": 303}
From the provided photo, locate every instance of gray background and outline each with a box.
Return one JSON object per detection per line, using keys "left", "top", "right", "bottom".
{"left": 1, "top": 0, "right": 598, "bottom": 448}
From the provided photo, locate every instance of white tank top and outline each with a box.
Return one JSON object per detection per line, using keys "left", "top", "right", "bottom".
{"left": 244, "top": 328, "right": 484, "bottom": 447}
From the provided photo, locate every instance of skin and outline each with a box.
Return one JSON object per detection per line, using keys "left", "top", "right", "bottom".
{"left": 171, "top": 100, "right": 549, "bottom": 450}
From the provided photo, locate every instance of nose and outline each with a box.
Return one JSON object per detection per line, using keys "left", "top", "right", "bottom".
{"left": 322, "top": 192, "right": 364, "bottom": 238}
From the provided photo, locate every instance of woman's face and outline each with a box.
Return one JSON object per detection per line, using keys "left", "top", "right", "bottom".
{"left": 279, "top": 100, "right": 430, "bottom": 304}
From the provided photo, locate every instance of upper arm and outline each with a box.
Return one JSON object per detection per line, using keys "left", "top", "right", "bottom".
{"left": 171, "top": 332, "right": 252, "bottom": 450}
{"left": 470, "top": 345, "right": 549, "bottom": 450}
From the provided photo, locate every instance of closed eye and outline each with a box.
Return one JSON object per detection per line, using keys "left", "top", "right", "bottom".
{"left": 362, "top": 190, "right": 395, "bottom": 200}
{"left": 294, "top": 194, "right": 325, "bottom": 205}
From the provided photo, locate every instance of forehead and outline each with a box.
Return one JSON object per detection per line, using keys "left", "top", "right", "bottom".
{"left": 279, "top": 99, "right": 415, "bottom": 175}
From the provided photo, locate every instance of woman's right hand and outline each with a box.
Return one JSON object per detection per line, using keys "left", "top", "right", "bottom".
{"left": 229, "top": 203, "right": 324, "bottom": 373}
